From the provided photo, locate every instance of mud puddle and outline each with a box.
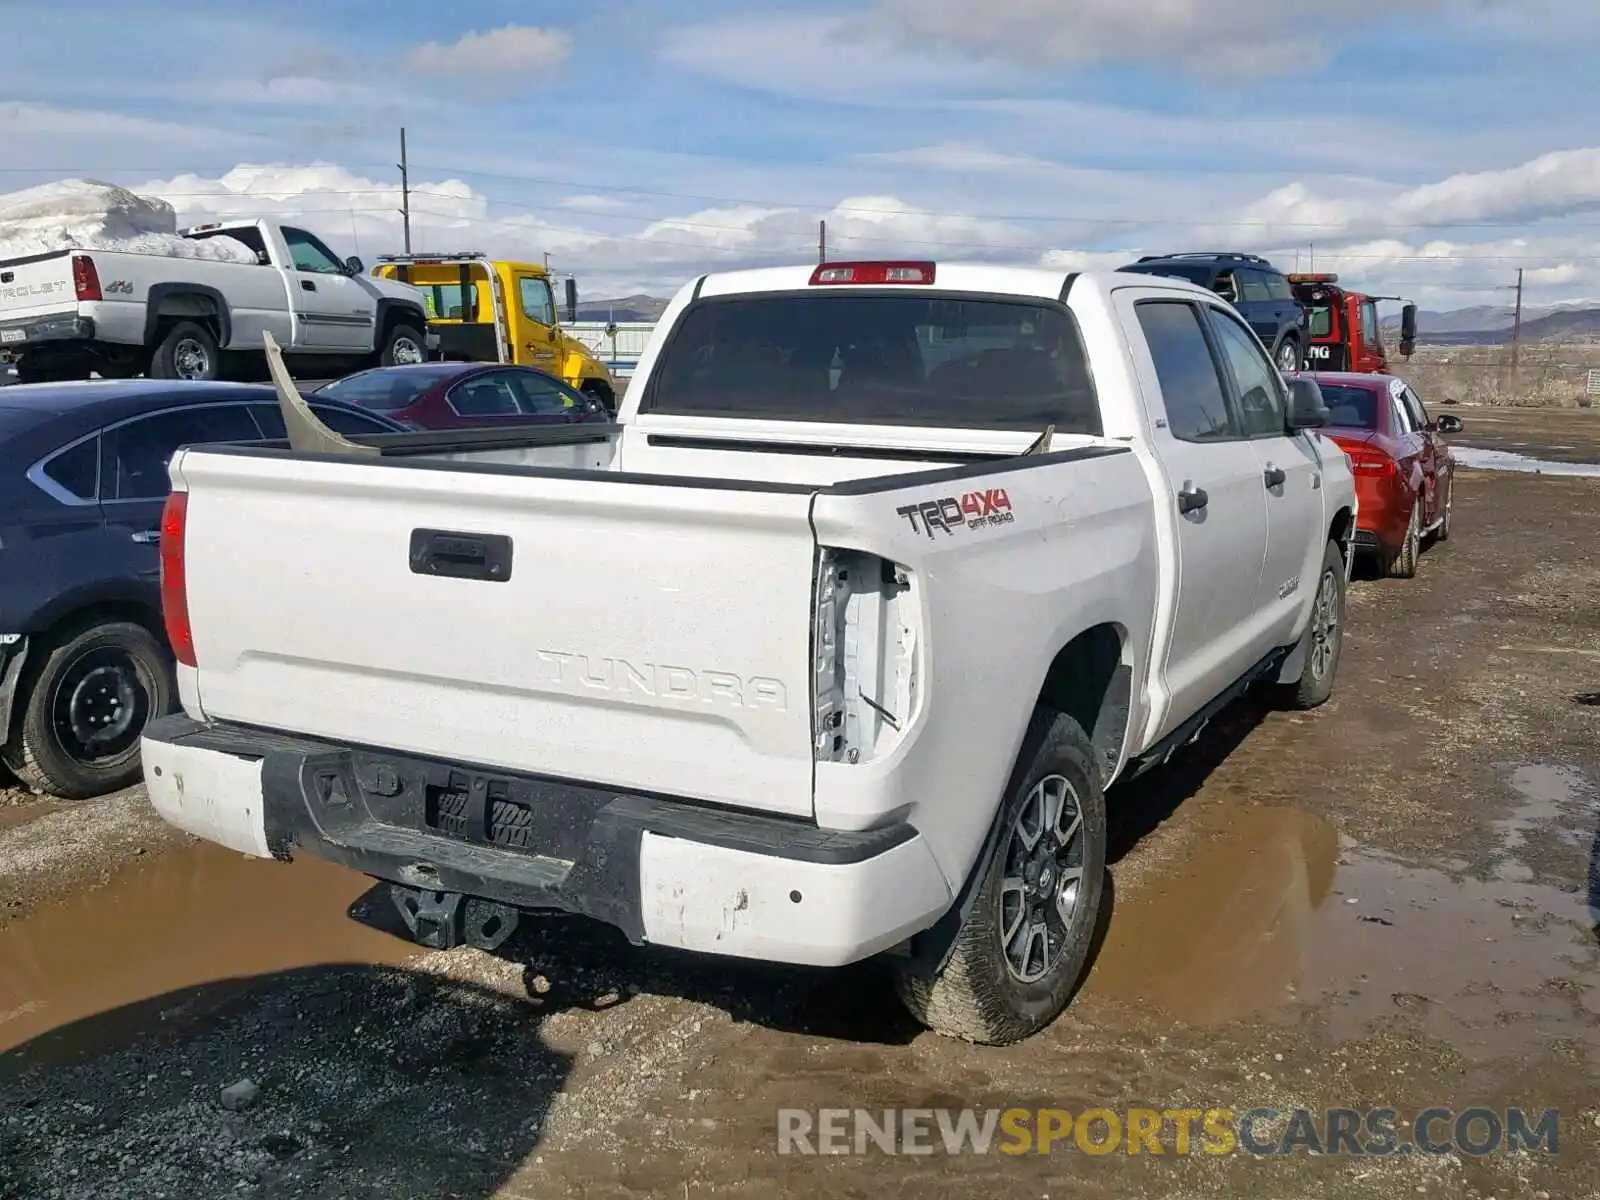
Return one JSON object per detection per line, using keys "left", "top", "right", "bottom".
{"left": 1086, "top": 800, "right": 1600, "bottom": 1060}
{"left": 0, "top": 840, "right": 416, "bottom": 1068}
{"left": 1453, "top": 446, "right": 1600, "bottom": 476}
{"left": 0, "top": 802, "right": 59, "bottom": 833}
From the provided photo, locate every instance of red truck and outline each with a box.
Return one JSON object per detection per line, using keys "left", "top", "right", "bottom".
{"left": 1289, "top": 274, "right": 1418, "bottom": 374}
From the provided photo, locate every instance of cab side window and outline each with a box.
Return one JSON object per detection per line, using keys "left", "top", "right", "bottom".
{"left": 282, "top": 227, "right": 346, "bottom": 274}
{"left": 518, "top": 277, "right": 556, "bottom": 326}
{"left": 1206, "top": 307, "right": 1288, "bottom": 438}
{"left": 1135, "top": 300, "right": 1239, "bottom": 442}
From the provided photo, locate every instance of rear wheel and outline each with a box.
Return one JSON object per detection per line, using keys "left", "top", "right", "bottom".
{"left": 1279, "top": 539, "right": 1347, "bottom": 710}
{"left": 892, "top": 710, "right": 1107, "bottom": 1046}
{"left": 1387, "top": 500, "right": 1421, "bottom": 579}
{"left": 150, "top": 321, "right": 220, "bottom": 381}
{"left": 2, "top": 619, "right": 175, "bottom": 799}
{"left": 1275, "top": 337, "right": 1303, "bottom": 372}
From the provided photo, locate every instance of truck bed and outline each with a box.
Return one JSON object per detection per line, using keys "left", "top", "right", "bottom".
{"left": 168, "top": 423, "right": 1140, "bottom": 826}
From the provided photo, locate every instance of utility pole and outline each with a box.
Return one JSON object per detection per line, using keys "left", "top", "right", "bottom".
{"left": 818, "top": 220, "right": 827, "bottom": 264}
{"left": 397, "top": 127, "right": 412, "bottom": 253}
{"left": 1509, "top": 267, "right": 1524, "bottom": 372}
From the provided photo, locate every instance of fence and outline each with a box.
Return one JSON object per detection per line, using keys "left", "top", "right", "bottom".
{"left": 1397, "top": 344, "right": 1600, "bottom": 407}
{"left": 561, "top": 321, "right": 657, "bottom": 379}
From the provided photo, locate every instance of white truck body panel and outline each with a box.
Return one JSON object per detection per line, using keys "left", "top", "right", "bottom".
{"left": 0, "top": 219, "right": 426, "bottom": 368}
{"left": 143, "top": 262, "right": 1356, "bottom": 972}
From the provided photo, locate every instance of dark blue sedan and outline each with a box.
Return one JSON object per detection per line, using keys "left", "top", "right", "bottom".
{"left": 0, "top": 379, "right": 407, "bottom": 799}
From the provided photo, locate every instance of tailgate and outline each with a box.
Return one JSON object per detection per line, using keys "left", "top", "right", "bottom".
{"left": 0, "top": 253, "right": 77, "bottom": 326}
{"left": 172, "top": 449, "right": 822, "bottom": 818}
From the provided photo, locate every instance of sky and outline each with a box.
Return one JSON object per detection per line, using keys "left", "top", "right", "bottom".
{"left": 4, "top": 0, "right": 1600, "bottom": 312}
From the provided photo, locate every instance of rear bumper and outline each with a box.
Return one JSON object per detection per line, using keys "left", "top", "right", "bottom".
{"left": 0, "top": 313, "right": 94, "bottom": 355}
{"left": 139, "top": 715, "right": 952, "bottom": 967}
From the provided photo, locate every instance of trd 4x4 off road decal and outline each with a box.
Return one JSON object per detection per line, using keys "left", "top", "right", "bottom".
{"left": 896, "top": 488, "right": 1015, "bottom": 539}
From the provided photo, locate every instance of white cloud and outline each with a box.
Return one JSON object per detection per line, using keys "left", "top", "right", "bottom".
{"left": 1195, "top": 150, "right": 1600, "bottom": 249}
{"left": 557, "top": 195, "right": 631, "bottom": 212}
{"left": 18, "top": 149, "right": 1575, "bottom": 309}
{"left": 0, "top": 102, "right": 226, "bottom": 144}
{"left": 659, "top": 12, "right": 1002, "bottom": 101}
{"left": 866, "top": 0, "right": 1505, "bottom": 75}
{"left": 407, "top": 26, "right": 573, "bottom": 76}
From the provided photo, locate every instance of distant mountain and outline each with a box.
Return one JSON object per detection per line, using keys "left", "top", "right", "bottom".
{"left": 574, "top": 294, "right": 670, "bottom": 323}
{"left": 1381, "top": 302, "right": 1600, "bottom": 346}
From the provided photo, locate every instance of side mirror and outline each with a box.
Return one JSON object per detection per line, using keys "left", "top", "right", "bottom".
{"left": 564, "top": 278, "right": 578, "bottom": 324}
{"left": 1286, "top": 376, "right": 1330, "bottom": 429}
{"left": 1436, "top": 414, "right": 1463, "bottom": 434}
{"left": 345, "top": 255, "right": 364, "bottom": 275}
{"left": 1399, "top": 303, "right": 1418, "bottom": 358}
{"left": 604, "top": 321, "right": 619, "bottom": 338}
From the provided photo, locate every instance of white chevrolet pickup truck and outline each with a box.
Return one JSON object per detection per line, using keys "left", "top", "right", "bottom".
{"left": 141, "top": 260, "right": 1356, "bottom": 1045}
{"left": 0, "top": 218, "right": 431, "bottom": 384}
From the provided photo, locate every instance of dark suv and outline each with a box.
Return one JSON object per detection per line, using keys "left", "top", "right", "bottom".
{"left": 1118, "top": 252, "right": 1307, "bottom": 372}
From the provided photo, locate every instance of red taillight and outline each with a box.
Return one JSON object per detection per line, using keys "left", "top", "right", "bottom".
{"left": 71, "top": 254, "right": 102, "bottom": 302}
{"left": 809, "top": 261, "right": 935, "bottom": 286}
{"left": 159, "top": 491, "right": 195, "bottom": 667}
{"left": 1346, "top": 449, "right": 1395, "bottom": 476}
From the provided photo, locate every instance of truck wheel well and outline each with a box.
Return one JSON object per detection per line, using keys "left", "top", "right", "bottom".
{"left": 1036, "top": 623, "right": 1129, "bottom": 787}
{"left": 1329, "top": 506, "right": 1354, "bottom": 564}
{"left": 146, "top": 286, "right": 228, "bottom": 349}
{"left": 579, "top": 378, "right": 615, "bottom": 405}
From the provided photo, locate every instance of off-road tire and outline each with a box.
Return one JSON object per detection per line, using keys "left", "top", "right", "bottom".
{"left": 892, "top": 709, "right": 1107, "bottom": 1046}
{"left": 1387, "top": 500, "right": 1421, "bottom": 579}
{"left": 149, "top": 320, "right": 221, "bottom": 381}
{"left": 1278, "top": 539, "right": 1348, "bottom": 711}
{"left": 378, "top": 323, "right": 427, "bottom": 367}
{"left": 1, "top": 619, "right": 174, "bottom": 800}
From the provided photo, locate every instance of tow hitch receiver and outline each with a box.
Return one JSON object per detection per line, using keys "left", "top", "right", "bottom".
{"left": 388, "top": 885, "right": 521, "bottom": 952}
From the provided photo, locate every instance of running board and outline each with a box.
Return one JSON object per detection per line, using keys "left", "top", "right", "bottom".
{"left": 1121, "top": 646, "right": 1291, "bottom": 784}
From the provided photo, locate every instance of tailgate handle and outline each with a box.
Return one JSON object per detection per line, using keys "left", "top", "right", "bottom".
{"left": 409, "top": 528, "right": 513, "bottom": 582}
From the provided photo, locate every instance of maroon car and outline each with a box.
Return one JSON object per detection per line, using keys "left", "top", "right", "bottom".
{"left": 312, "top": 363, "right": 611, "bottom": 430}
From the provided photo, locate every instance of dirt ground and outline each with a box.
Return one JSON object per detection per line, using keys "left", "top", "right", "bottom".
{"left": 2, "top": 406, "right": 1598, "bottom": 1199}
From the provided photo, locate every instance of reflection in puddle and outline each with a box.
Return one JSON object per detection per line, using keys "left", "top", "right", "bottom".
{"left": 1453, "top": 446, "right": 1600, "bottom": 477}
{"left": 0, "top": 841, "right": 413, "bottom": 1058}
{"left": 1089, "top": 806, "right": 1600, "bottom": 1059}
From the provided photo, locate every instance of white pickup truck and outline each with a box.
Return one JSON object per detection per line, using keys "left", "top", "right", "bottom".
{"left": 0, "top": 218, "right": 431, "bottom": 384}
{"left": 141, "top": 260, "right": 1356, "bottom": 1045}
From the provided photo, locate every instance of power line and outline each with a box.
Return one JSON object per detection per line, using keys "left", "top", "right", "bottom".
{"left": 127, "top": 188, "right": 1600, "bottom": 263}
{"left": 11, "top": 161, "right": 1600, "bottom": 234}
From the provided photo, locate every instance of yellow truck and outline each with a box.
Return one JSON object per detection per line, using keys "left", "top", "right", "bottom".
{"left": 370, "top": 252, "right": 620, "bottom": 410}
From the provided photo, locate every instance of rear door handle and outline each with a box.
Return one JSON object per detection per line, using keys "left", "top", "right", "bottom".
{"left": 301, "top": 280, "right": 316, "bottom": 291}
{"left": 409, "top": 528, "right": 513, "bottom": 582}
{"left": 131, "top": 529, "right": 161, "bottom": 544}
{"left": 1264, "top": 466, "right": 1287, "bottom": 489}
{"left": 1177, "top": 485, "right": 1209, "bottom": 515}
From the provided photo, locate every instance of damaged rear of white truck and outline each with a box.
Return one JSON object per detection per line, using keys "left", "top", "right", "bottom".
{"left": 141, "top": 261, "right": 1356, "bottom": 1045}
